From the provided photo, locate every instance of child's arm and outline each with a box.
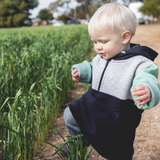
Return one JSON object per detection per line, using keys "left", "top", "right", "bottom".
{"left": 131, "top": 64, "right": 160, "bottom": 110}
{"left": 71, "top": 61, "right": 92, "bottom": 84}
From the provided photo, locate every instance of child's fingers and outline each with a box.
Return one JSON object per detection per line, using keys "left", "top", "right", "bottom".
{"left": 72, "top": 77, "right": 80, "bottom": 82}
{"left": 132, "top": 85, "right": 150, "bottom": 96}
{"left": 72, "top": 69, "right": 78, "bottom": 74}
{"left": 132, "top": 89, "right": 147, "bottom": 96}
{"left": 72, "top": 68, "right": 78, "bottom": 74}
{"left": 132, "top": 85, "right": 146, "bottom": 95}
{"left": 72, "top": 69, "right": 80, "bottom": 82}
{"left": 137, "top": 98, "right": 150, "bottom": 105}
{"left": 134, "top": 94, "right": 149, "bottom": 101}
{"left": 132, "top": 85, "right": 151, "bottom": 105}
{"left": 132, "top": 85, "right": 144, "bottom": 92}
{"left": 72, "top": 69, "right": 79, "bottom": 77}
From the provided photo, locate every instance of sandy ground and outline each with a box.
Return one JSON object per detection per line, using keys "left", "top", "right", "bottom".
{"left": 33, "top": 24, "right": 160, "bottom": 160}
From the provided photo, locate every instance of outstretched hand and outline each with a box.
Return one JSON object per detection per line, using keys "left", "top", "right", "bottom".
{"left": 72, "top": 69, "right": 81, "bottom": 82}
{"left": 132, "top": 85, "right": 151, "bottom": 106}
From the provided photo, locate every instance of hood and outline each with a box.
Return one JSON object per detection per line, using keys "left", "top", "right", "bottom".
{"left": 112, "top": 43, "right": 158, "bottom": 61}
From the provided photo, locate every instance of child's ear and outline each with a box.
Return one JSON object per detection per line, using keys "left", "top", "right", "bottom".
{"left": 121, "top": 31, "right": 131, "bottom": 44}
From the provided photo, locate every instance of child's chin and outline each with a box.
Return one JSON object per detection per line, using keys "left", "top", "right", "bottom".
{"left": 102, "top": 55, "right": 109, "bottom": 60}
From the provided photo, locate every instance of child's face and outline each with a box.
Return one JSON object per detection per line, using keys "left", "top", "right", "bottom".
{"left": 90, "top": 28, "right": 126, "bottom": 59}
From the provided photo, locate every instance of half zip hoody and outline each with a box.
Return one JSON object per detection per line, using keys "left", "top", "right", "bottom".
{"left": 69, "top": 44, "right": 160, "bottom": 159}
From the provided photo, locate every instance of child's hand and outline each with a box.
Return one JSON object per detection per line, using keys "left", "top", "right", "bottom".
{"left": 132, "top": 85, "right": 151, "bottom": 106}
{"left": 72, "top": 69, "right": 81, "bottom": 82}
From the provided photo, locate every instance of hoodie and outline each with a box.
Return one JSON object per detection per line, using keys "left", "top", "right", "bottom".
{"left": 69, "top": 44, "right": 160, "bottom": 159}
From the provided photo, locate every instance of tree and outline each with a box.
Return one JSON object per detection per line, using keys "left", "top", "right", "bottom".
{"left": 38, "top": 9, "right": 54, "bottom": 23}
{"left": 49, "top": 0, "right": 145, "bottom": 22}
{"left": 0, "top": 0, "right": 38, "bottom": 28}
{"left": 56, "top": 14, "right": 70, "bottom": 23}
{"left": 139, "top": 0, "right": 160, "bottom": 18}
{"left": 49, "top": 0, "right": 112, "bottom": 21}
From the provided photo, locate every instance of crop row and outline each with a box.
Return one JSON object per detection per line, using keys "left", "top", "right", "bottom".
{"left": 0, "top": 25, "right": 91, "bottom": 159}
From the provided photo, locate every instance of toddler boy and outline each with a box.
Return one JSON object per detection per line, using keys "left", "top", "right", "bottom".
{"left": 63, "top": 2, "right": 160, "bottom": 159}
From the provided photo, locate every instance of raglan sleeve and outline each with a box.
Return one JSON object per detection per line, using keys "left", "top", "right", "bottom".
{"left": 71, "top": 61, "right": 92, "bottom": 84}
{"left": 131, "top": 63, "right": 160, "bottom": 110}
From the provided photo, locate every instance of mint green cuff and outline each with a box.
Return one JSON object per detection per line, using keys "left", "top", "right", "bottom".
{"left": 71, "top": 61, "right": 92, "bottom": 84}
{"left": 131, "top": 64, "right": 160, "bottom": 110}
{"left": 131, "top": 82, "right": 159, "bottom": 110}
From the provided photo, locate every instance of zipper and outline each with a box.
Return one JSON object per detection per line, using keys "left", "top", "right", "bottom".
{"left": 98, "top": 59, "right": 111, "bottom": 91}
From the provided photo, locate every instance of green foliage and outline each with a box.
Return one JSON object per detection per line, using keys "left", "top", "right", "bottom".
{"left": 0, "top": 0, "right": 38, "bottom": 28}
{"left": 45, "top": 128, "right": 93, "bottom": 160}
{"left": 49, "top": 0, "right": 69, "bottom": 13}
{"left": 50, "top": 0, "right": 144, "bottom": 21}
{"left": 0, "top": 25, "right": 92, "bottom": 159}
{"left": 140, "top": 0, "right": 160, "bottom": 18}
{"left": 38, "top": 8, "right": 54, "bottom": 23}
{"left": 49, "top": 0, "right": 113, "bottom": 20}
{"left": 56, "top": 14, "right": 70, "bottom": 23}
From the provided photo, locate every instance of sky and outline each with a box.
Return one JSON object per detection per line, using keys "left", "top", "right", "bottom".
{"left": 29, "top": 0, "right": 79, "bottom": 19}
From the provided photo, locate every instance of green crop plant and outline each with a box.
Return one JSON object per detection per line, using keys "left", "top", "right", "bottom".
{"left": 45, "top": 128, "right": 93, "bottom": 160}
{"left": 0, "top": 25, "right": 92, "bottom": 159}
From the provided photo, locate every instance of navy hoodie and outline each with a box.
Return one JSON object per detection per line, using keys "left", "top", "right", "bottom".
{"left": 69, "top": 44, "right": 159, "bottom": 159}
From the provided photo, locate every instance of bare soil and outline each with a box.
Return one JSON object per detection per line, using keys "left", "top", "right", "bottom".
{"left": 33, "top": 24, "right": 160, "bottom": 160}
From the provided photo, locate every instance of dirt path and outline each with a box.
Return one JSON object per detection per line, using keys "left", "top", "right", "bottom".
{"left": 33, "top": 24, "right": 160, "bottom": 160}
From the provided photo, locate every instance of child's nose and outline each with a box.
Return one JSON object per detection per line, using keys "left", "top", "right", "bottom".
{"left": 96, "top": 43, "right": 103, "bottom": 50}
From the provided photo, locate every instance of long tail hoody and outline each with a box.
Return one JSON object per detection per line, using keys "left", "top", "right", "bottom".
{"left": 69, "top": 44, "right": 160, "bottom": 159}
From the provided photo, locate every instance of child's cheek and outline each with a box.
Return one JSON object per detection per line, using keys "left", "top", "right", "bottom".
{"left": 106, "top": 47, "right": 118, "bottom": 55}
{"left": 111, "top": 47, "right": 121, "bottom": 55}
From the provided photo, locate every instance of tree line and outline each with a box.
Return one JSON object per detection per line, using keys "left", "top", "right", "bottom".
{"left": 0, "top": 0, "right": 159, "bottom": 28}
{"left": 49, "top": 0, "right": 159, "bottom": 23}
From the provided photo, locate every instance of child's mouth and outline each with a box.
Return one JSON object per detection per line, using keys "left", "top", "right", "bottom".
{"left": 99, "top": 53, "right": 106, "bottom": 56}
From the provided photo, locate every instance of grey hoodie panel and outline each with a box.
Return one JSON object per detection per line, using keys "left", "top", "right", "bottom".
{"left": 92, "top": 55, "right": 155, "bottom": 100}
{"left": 92, "top": 56, "right": 107, "bottom": 90}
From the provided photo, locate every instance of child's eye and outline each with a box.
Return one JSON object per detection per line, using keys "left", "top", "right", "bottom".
{"left": 101, "top": 41, "right": 107, "bottom": 44}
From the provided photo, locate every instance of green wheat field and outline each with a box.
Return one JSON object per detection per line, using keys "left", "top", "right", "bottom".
{"left": 0, "top": 25, "right": 92, "bottom": 160}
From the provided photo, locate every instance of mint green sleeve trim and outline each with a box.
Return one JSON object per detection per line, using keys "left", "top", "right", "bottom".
{"left": 71, "top": 61, "right": 92, "bottom": 84}
{"left": 131, "top": 64, "right": 160, "bottom": 110}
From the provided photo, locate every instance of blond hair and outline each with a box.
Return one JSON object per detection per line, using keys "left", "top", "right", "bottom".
{"left": 88, "top": 2, "right": 137, "bottom": 36}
